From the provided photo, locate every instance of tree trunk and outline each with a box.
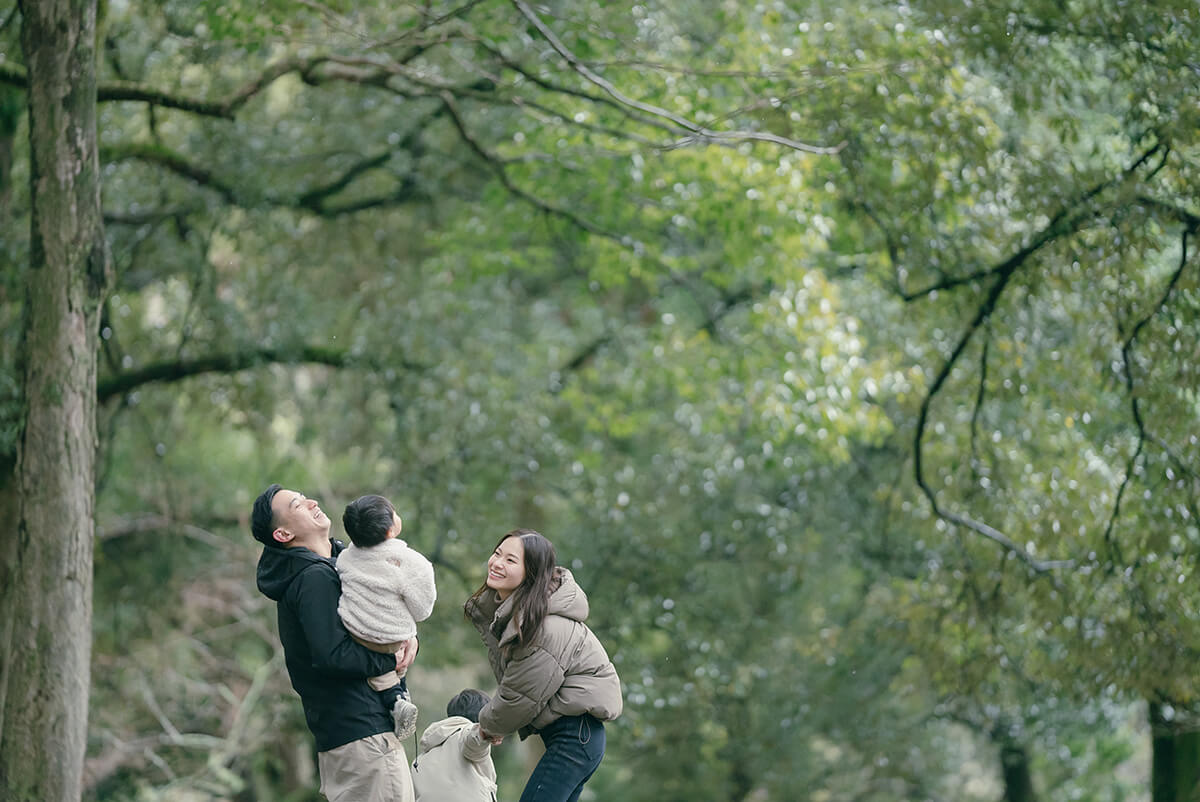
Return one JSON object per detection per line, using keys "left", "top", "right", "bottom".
{"left": 1150, "top": 701, "right": 1200, "bottom": 802}
{"left": 0, "top": 0, "right": 110, "bottom": 799}
{"left": 999, "top": 738, "right": 1038, "bottom": 802}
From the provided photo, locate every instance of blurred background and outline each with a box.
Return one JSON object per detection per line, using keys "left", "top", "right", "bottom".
{"left": 3, "top": 0, "right": 1199, "bottom": 799}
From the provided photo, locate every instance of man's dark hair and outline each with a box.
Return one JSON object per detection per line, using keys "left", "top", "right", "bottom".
{"left": 251, "top": 483, "right": 284, "bottom": 548}
{"left": 447, "top": 689, "right": 490, "bottom": 723}
{"left": 342, "top": 494, "right": 395, "bottom": 548}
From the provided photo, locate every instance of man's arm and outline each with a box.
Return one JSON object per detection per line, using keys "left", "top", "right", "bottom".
{"left": 291, "top": 565, "right": 395, "bottom": 678}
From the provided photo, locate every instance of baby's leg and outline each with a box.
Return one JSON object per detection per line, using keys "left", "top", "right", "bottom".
{"left": 367, "top": 672, "right": 400, "bottom": 692}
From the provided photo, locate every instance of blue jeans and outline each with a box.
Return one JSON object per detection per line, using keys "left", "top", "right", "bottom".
{"left": 519, "top": 714, "right": 606, "bottom": 802}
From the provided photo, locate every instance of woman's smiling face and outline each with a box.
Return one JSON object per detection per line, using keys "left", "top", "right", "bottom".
{"left": 486, "top": 536, "right": 525, "bottom": 600}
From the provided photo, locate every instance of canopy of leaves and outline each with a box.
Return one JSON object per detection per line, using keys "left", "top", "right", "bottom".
{"left": 2, "top": 0, "right": 1197, "bottom": 799}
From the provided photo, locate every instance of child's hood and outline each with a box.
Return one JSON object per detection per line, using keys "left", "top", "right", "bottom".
{"left": 418, "top": 716, "right": 475, "bottom": 752}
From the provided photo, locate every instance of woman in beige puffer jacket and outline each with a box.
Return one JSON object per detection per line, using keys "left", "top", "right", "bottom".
{"left": 464, "top": 529, "right": 622, "bottom": 802}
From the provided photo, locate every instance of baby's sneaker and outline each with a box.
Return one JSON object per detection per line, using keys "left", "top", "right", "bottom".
{"left": 392, "top": 696, "right": 418, "bottom": 740}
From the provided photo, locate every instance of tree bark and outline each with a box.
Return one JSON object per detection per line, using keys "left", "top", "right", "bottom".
{"left": 0, "top": 0, "right": 110, "bottom": 799}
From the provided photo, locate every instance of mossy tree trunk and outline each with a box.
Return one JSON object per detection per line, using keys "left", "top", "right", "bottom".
{"left": 0, "top": 0, "right": 110, "bottom": 799}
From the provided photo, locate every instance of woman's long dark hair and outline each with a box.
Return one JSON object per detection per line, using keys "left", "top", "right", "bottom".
{"left": 468, "top": 529, "right": 558, "bottom": 649}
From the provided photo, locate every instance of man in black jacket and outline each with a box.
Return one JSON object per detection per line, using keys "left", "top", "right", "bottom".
{"left": 253, "top": 483, "right": 417, "bottom": 802}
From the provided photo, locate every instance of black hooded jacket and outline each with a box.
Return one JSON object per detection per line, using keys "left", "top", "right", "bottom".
{"left": 256, "top": 539, "right": 396, "bottom": 751}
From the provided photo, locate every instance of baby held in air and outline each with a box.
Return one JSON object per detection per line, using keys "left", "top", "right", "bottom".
{"left": 337, "top": 494, "right": 437, "bottom": 740}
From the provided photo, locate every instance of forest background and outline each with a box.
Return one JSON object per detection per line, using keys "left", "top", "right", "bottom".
{"left": 1, "top": 0, "right": 1198, "bottom": 800}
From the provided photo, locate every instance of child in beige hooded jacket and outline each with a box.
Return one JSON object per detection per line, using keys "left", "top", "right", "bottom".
{"left": 412, "top": 689, "right": 497, "bottom": 802}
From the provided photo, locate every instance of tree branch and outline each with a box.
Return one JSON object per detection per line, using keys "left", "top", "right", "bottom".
{"left": 297, "top": 150, "right": 394, "bottom": 209}
{"left": 97, "top": 345, "right": 424, "bottom": 403}
{"left": 1101, "top": 227, "right": 1194, "bottom": 563}
{"left": 470, "top": 39, "right": 678, "bottom": 137}
{"left": 97, "top": 514, "right": 240, "bottom": 548}
{"left": 700, "top": 282, "right": 764, "bottom": 339}
{"left": 1135, "top": 194, "right": 1200, "bottom": 229}
{"left": 313, "top": 177, "right": 425, "bottom": 216}
{"left": 439, "top": 90, "right": 657, "bottom": 254}
{"left": 102, "top": 143, "right": 239, "bottom": 203}
{"left": 103, "top": 206, "right": 203, "bottom": 227}
{"left": 907, "top": 143, "right": 1171, "bottom": 567}
{"left": 102, "top": 137, "right": 429, "bottom": 218}
{"left": 297, "top": 104, "right": 446, "bottom": 214}
{"left": 510, "top": 0, "right": 844, "bottom": 155}
{"left": 366, "top": 0, "right": 494, "bottom": 51}
{"left": 898, "top": 143, "right": 1165, "bottom": 301}
{"left": 968, "top": 330, "right": 990, "bottom": 476}
{"left": 0, "top": 6, "right": 18, "bottom": 36}
{"left": 912, "top": 270, "right": 1069, "bottom": 571}
{"left": 0, "top": 54, "right": 322, "bottom": 117}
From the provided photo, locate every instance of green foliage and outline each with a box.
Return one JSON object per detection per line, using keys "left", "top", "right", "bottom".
{"left": 6, "top": 0, "right": 1199, "bottom": 797}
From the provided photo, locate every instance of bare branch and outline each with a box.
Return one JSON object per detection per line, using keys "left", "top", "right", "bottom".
{"left": 511, "top": 0, "right": 844, "bottom": 155}
{"left": 912, "top": 264, "right": 1059, "bottom": 571}
{"left": 97, "top": 345, "right": 425, "bottom": 403}
{"left": 297, "top": 150, "right": 393, "bottom": 209}
{"left": 1135, "top": 194, "right": 1200, "bottom": 229}
{"left": 0, "top": 4, "right": 15, "bottom": 30}
{"left": 1102, "top": 227, "right": 1194, "bottom": 561}
{"left": 102, "top": 143, "right": 239, "bottom": 204}
{"left": 968, "top": 330, "right": 990, "bottom": 475}
{"left": 101, "top": 143, "right": 426, "bottom": 218}
{"left": 547, "top": 330, "right": 616, "bottom": 395}
{"left": 96, "top": 82, "right": 237, "bottom": 118}
{"left": 313, "top": 177, "right": 425, "bottom": 216}
{"left": 439, "top": 90, "right": 655, "bottom": 252}
{"left": 906, "top": 143, "right": 1172, "bottom": 567}
{"left": 2, "top": 54, "right": 374, "bottom": 118}
{"left": 103, "top": 206, "right": 203, "bottom": 227}
{"left": 898, "top": 143, "right": 1165, "bottom": 301}
{"left": 700, "top": 282, "right": 765, "bottom": 339}
{"left": 98, "top": 515, "right": 239, "bottom": 548}
{"left": 469, "top": 38, "right": 678, "bottom": 136}
{"left": 912, "top": 268, "right": 1071, "bottom": 572}
{"left": 83, "top": 732, "right": 225, "bottom": 792}
{"left": 366, "top": 0, "right": 493, "bottom": 51}
{"left": 298, "top": 105, "right": 444, "bottom": 213}
{"left": 139, "top": 677, "right": 182, "bottom": 739}
{"left": 100, "top": 56, "right": 321, "bottom": 117}
{"left": 210, "top": 651, "right": 285, "bottom": 773}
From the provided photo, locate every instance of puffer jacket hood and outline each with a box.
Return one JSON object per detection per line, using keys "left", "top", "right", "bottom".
{"left": 465, "top": 567, "right": 622, "bottom": 738}
{"left": 491, "top": 567, "right": 588, "bottom": 647}
{"left": 256, "top": 540, "right": 334, "bottom": 601}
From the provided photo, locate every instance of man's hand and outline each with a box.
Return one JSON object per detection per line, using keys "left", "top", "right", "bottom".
{"left": 478, "top": 725, "right": 504, "bottom": 746}
{"left": 395, "top": 636, "right": 419, "bottom": 672}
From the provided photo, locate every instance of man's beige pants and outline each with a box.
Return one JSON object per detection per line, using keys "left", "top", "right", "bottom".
{"left": 318, "top": 731, "right": 414, "bottom": 802}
